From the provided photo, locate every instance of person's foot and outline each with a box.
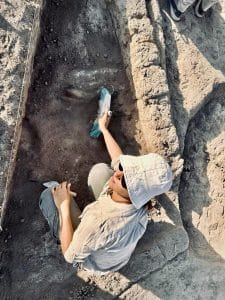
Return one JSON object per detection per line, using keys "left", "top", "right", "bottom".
{"left": 169, "top": 0, "right": 183, "bottom": 22}
{"left": 195, "top": 0, "right": 205, "bottom": 17}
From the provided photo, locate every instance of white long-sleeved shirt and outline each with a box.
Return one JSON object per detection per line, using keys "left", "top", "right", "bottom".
{"left": 64, "top": 161, "right": 149, "bottom": 273}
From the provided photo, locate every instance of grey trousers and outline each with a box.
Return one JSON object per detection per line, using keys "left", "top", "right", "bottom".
{"left": 39, "top": 187, "right": 81, "bottom": 240}
{"left": 39, "top": 163, "right": 113, "bottom": 239}
{"left": 174, "top": 0, "right": 218, "bottom": 13}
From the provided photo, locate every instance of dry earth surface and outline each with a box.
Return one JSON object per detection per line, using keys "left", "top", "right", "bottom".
{"left": 0, "top": 0, "right": 225, "bottom": 299}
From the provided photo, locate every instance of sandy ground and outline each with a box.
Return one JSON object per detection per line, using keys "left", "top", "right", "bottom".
{"left": 119, "top": 251, "right": 225, "bottom": 299}
{"left": 1, "top": 0, "right": 225, "bottom": 299}
{"left": 159, "top": 0, "right": 225, "bottom": 261}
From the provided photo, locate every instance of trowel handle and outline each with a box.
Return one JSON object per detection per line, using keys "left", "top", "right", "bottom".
{"left": 69, "top": 191, "right": 77, "bottom": 197}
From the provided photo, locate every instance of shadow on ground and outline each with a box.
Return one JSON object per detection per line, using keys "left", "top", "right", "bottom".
{"left": 158, "top": 0, "right": 225, "bottom": 262}
{"left": 161, "top": 1, "right": 225, "bottom": 75}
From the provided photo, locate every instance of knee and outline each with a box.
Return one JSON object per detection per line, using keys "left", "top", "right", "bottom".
{"left": 87, "top": 163, "right": 113, "bottom": 200}
{"left": 88, "top": 163, "right": 110, "bottom": 179}
{"left": 89, "top": 163, "right": 109, "bottom": 172}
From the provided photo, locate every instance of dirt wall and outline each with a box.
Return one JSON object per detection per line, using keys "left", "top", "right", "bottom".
{"left": 106, "top": 0, "right": 189, "bottom": 268}
{"left": 0, "top": 0, "right": 43, "bottom": 225}
{"left": 159, "top": 0, "right": 225, "bottom": 262}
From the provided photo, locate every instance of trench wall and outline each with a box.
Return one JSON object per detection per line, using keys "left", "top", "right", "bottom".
{"left": 0, "top": 0, "right": 43, "bottom": 226}
{"left": 106, "top": 0, "right": 189, "bottom": 262}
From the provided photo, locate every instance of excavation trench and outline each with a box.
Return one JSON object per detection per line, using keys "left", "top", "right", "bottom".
{"left": 0, "top": 1, "right": 142, "bottom": 298}
{"left": 1, "top": 0, "right": 193, "bottom": 298}
{"left": 2, "top": 0, "right": 225, "bottom": 298}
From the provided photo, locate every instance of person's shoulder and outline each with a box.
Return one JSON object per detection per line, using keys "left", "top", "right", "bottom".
{"left": 80, "top": 201, "right": 101, "bottom": 217}
{"left": 75, "top": 213, "right": 102, "bottom": 242}
{"left": 80, "top": 208, "right": 101, "bottom": 224}
{"left": 79, "top": 204, "right": 102, "bottom": 230}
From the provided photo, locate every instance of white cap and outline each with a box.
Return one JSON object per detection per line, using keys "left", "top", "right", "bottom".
{"left": 120, "top": 153, "right": 173, "bottom": 209}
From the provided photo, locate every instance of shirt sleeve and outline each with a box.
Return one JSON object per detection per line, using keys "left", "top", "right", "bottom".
{"left": 64, "top": 216, "right": 99, "bottom": 264}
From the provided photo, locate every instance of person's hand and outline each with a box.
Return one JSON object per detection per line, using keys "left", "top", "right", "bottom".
{"left": 98, "top": 112, "right": 111, "bottom": 132}
{"left": 51, "top": 181, "right": 71, "bottom": 211}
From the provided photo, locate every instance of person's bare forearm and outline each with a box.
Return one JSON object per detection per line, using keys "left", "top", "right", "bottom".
{"left": 58, "top": 204, "right": 74, "bottom": 255}
{"left": 102, "top": 128, "right": 123, "bottom": 160}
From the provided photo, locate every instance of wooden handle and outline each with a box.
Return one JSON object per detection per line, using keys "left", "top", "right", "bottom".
{"left": 69, "top": 191, "right": 77, "bottom": 197}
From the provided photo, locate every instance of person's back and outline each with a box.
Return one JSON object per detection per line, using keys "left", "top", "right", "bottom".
{"left": 64, "top": 192, "right": 148, "bottom": 273}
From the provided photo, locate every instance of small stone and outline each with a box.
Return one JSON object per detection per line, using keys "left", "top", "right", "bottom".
{"left": 50, "top": 28, "right": 53, "bottom": 32}
{"left": 86, "top": 30, "right": 89, "bottom": 34}
{"left": 104, "top": 54, "right": 108, "bottom": 58}
{"left": 44, "top": 81, "right": 48, "bottom": 86}
{"left": 20, "top": 218, "right": 25, "bottom": 223}
{"left": 64, "top": 57, "right": 67, "bottom": 62}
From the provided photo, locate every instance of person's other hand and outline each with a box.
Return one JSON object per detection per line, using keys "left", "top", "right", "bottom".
{"left": 98, "top": 112, "right": 111, "bottom": 132}
{"left": 52, "top": 181, "right": 71, "bottom": 210}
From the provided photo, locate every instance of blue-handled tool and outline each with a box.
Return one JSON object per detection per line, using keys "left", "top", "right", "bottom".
{"left": 90, "top": 87, "right": 112, "bottom": 138}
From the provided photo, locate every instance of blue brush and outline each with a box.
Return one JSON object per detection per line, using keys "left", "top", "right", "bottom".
{"left": 90, "top": 87, "right": 111, "bottom": 138}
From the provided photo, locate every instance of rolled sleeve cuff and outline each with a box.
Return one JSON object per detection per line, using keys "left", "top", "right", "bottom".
{"left": 64, "top": 251, "right": 74, "bottom": 264}
{"left": 111, "top": 156, "right": 120, "bottom": 171}
{"left": 64, "top": 249, "right": 91, "bottom": 264}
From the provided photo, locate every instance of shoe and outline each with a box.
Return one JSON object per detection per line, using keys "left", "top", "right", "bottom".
{"left": 169, "top": 0, "right": 183, "bottom": 21}
{"left": 195, "top": 0, "right": 205, "bottom": 17}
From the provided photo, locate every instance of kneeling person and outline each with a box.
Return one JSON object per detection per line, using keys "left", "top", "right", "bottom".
{"left": 40, "top": 112, "right": 172, "bottom": 273}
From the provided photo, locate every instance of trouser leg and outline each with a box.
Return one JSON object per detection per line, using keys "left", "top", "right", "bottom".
{"left": 201, "top": 0, "right": 218, "bottom": 11}
{"left": 88, "top": 163, "right": 113, "bottom": 200}
{"left": 174, "top": 0, "right": 196, "bottom": 12}
{"left": 39, "top": 187, "right": 81, "bottom": 240}
{"left": 69, "top": 197, "right": 81, "bottom": 229}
